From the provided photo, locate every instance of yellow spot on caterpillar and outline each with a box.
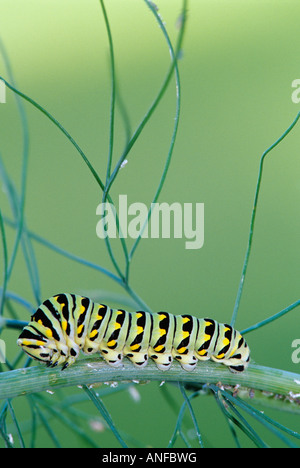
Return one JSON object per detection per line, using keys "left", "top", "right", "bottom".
{"left": 89, "top": 329, "right": 98, "bottom": 338}
{"left": 198, "top": 349, "right": 207, "bottom": 356}
{"left": 21, "top": 339, "right": 45, "bottom": 347}
{"left": 62, "top": 321, "right": 68, "bottom": 331}
{"left": 137, "top": 326, "right": 144, "bottom": 335}
{"left": 204, "top": 334, "right": 211, "bottom": 342}
{"left": 182, "top": 317, "right": 190, "bottom": 324}
{"left": 223, "top": 338, "right": 230, "bottom": 347}
{"left": 21, "top": 339, "right": 31, "bottom": 346}
{"left": 177, "top": 347, "right": 186, "bottom": 354}
{"left": 159, "top": 314, "right": 166, "bottom": 321}
{"left": 77, "top": 324, "right": 84, "bottom": 335}
{"left": 154, "top": 345, "right": 164, "bottom": 352}
{"left": 216, "top": 353, "right": 225, "bottom": 359}
{"left": 37, "top": 340, "right": 46, "bottom": 346}
{"left": 182, "top": 331, "right": 189, "bottom": 339}
{"left": 114, "top": 322, "right": 121, "bottom": 330}
{"left": 107, "top": 340, "right": 116, "bottom": 347}
{"left": 159, "top": 328, "right": 166, "bottom": 337}
{"left": 136, "top": 312, "right": 143, "bottom": 318}
{"left": 130, "top": 343, "right": 140, "bottom": 351}
{"left": 79, "top": 305, "right": 86, "bottom": 315}
{"left": 45, "top": 329, "right": 53, "bottom": 338}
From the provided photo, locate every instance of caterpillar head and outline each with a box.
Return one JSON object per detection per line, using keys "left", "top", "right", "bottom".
{"left": 17, "top": 324, "right": 73, "bottom": 370}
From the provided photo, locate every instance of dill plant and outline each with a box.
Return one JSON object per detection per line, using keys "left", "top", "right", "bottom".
{"left": 0, "top": 0, "right": 299, "bottom": 448}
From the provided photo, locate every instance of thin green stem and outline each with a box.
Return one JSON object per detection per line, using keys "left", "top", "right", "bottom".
{"left": 3, "top": 216, "right": 123, "bottom": 286}
{"left": 0, "top": 289, "right": 35, "bottom": 313}
{"left": 122, "top": 282, "right": 151, "bottom": 312}
{"left": 0, "top": 40, "right": 30, "bottom": 284}
{"left": 0, "top": 157, "right": 41, "bottom": 304}
{"left": 7, "top": 399, "right": 25, "bottom": 448}
{"left": 214, "top": 386, "right": 299, "bottom": 447}
{"left": 179, "top": 384, "right": 204, "bottom": 447}
{"left": 99, "top": 0, "right": 116, "bottom": 184}
{"left": 231, "top": 111, "right": 300, "bottom": 326}
{"left": 0, "top": 211, "right": 8, "bottom": 316}
{"left": 0, "top": 317, "right": 28, "bottom": 329}
{"left": 3, "top": 216, "right": 150, "bottom": 311}
{"left": 0, "top": 76, "right": 105, "bottom": 192}
{"left": 98, "top": 0, "right": 130, "bottom": 282}
{"left": 128, "top": 0, "right": 187, "bottom": 264}
{"left": 98, "top": 0, "right": 188, "bottom": 287}
{"left": 34, "top": 393, "right": 99, "bottom": 447}
{"left": 242, "top": 300, "right": 300, "bottom": 335}
{"left": 83, "top": 385, "right": 128, "bottom": 448}
{"left": 102, "top": 0, "right": 188, "bottom": 203}
{"left": 116, "top": 81, "right": 132, "bottom": 150}
{"left": 211, "top": 385, "right": 267, "bottom": 447}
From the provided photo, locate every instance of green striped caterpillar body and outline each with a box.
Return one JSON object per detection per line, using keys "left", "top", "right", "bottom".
{"left": 17, "top": 294, "right": 250, "bottom": 373}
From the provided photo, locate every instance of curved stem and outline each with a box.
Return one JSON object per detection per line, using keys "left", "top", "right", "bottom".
{"left": 128, "top": 0, "right": 187, "bottom": 262}
{"left": 99, "top": 0, "right": 116, "bottom": 184}
{"left": 1, "top": 360, "right": 300, "bottom": 415}
{"left": 231, "top": 111, "right": 300, "bottom": 326}
{"left": 0, "top": 211, "right": 8, "bottom": 316}
{"left": 0, "top": 76, "right": 105, "bottom": 192}
{"left": 242, "top": 300, "right": 300, "bottom": 335}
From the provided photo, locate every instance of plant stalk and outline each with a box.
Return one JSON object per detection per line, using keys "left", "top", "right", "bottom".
{"left": 0, "top": 360, "right": 300, "bottom": 413}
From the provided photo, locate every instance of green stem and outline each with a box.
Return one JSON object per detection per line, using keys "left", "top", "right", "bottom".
{"left": 1, "top": 360, "right": 300, "bottom": 414}
{"left": 99, "top": 0, "right": 116, "bottom": 184}
{"left": 231, "top": 111, "right": 300, "bottom": 326}
{"left": 0, "top": 39, "right": 30, "bottom": 284}
{"left": 0, "top": 76, "right": 105, "bottom": 192}
{"left": 102, "top": 0, "right": 188, "bottom": 202}
{"left": 0, "top": 211, "right": 8, "bottom": 316}
{"left": 3, "top": 217, "right": 123, "bottom": 286}
{"left": 242, "top": 300, "right": 300, "bottom": 335}
{"left": 128, "top": 0, "right": 187, "bottom": 263}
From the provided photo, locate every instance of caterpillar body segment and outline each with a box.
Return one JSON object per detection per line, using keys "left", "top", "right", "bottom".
{"left": 17, "top": 294, "right": 250, "bottom": 373}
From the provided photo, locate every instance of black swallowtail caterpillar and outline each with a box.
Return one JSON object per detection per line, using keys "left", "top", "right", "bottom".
{"left": 17, "top": 293, "right": 250, "bottom": 373}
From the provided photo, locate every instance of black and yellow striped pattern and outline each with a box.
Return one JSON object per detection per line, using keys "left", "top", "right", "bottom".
{"left": 17, "top": 294, "right": 250, "bottom": 372}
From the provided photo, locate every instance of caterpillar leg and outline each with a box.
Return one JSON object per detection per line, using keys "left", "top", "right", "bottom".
{"left": 99, "top": 347, "right": 124, "bottom": 367}
{"left": 124, "top": 351, "right": 149, "bottom": 368}
{"left": 148, "top": 350, "right": 173, "bottom": 370}
{"left": 172, "top": 351, "right": 198, "bottom": 371}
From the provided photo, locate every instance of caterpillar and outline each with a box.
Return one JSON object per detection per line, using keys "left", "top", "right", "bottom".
{"left": 17, "top": 293, "right": 250, "bottom": 373}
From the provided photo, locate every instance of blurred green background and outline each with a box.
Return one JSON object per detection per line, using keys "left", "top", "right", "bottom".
{"left": 0, "top": 0, "right": 299, "bottom": 447}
